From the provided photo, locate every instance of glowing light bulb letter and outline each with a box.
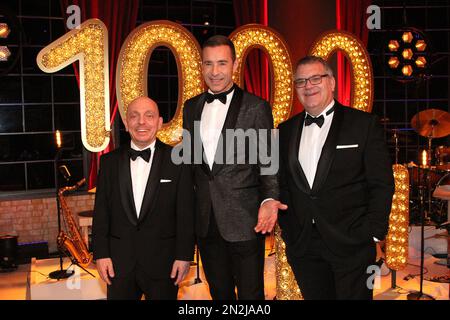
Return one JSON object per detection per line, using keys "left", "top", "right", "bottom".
{"left": 309, "top": 30, "right": 374, "bottom": 113}
{"left": 37, "top": 19, "right": 110, "bottom": 152}
{"left": 230, "top": 24, "right": 293, "bottom": 127}
{"left": 116, "top": 20, "right": 203, "bottom": 145}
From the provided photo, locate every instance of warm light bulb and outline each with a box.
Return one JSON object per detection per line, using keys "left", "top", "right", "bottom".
{"left": 55, "top": 130, "right": 62, "bottom": 148}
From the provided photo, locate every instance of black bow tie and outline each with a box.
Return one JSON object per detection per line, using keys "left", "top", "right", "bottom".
{"left": 128, "top": 147, "right": 152, "bottom": 162}
{"left": 304, "top": 105, "right": 335, "bottom": 128}
{"left": 205, "top": 85, "right": 235, "bottom": 104}
{"left": 305, "top": 114, "right": 325, "bottom": 128}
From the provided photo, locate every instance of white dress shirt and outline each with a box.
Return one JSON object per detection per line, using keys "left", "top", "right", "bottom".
{"left": 298, "top": 100, "right": 335, "bottom": 189}
{"left": 200, "top": 89, "right": 235, "bottom": 170}
{"left": 130, "top": 140, "right": 156, "bottom": 218}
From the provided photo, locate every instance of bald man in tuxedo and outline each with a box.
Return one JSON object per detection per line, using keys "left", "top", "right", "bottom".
{"left": 92, "top": 97, "right": 194, "bottom": 300}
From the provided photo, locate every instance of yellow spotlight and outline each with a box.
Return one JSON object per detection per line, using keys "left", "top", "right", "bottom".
{"left": 0, "top": 46, "right": 11, "bottom": 61}
{"left": 402, "top": 31, "right": 413, "bottom": 43}
{"left": 415, "top": 56, "right": 427, "bottom": 68}
{"left": 402, "top": 48, "right": 413, "bottom": 60}
{"left": 55, "top": 130, "right": 62, "bottom": 149}
{"left": 388, "top": 56, "right": 400, "bottom": 69}
{"left": 0, "top": 23, "right": 10, "bottom": 38}
{"left": 402, "top": 64, "right": 413, "bottom": 76}
{"left": 388, "top": 40, "right": 400, "bottom": 52}
{"left": 415, "top": 40, "right": 427, "bottom": 51}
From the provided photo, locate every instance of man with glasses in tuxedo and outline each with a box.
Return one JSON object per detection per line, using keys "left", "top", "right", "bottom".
{"left": 278, "top": 56, "right": 394, "bottom": 299}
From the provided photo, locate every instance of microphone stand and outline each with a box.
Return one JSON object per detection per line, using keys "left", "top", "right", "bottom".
{"left": 407, "top": 184, "right": 435, "bottom": 300}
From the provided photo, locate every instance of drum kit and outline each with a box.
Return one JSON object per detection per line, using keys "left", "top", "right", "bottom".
{"left": 398, "top": 109, "right": 450, "bottom": 225}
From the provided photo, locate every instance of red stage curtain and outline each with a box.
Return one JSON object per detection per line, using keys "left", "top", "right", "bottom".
{"left": 60, "top": 0, "right": 139, "bottom": 189}
{"left": 336, "top": 0, "right": 372, "bottom": 106}
{"left": 233, "top": 0, "right": 269, "bottom": 101}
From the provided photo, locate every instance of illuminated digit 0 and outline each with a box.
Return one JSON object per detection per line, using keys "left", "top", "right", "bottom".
{"left": 37, "top": 18, "right": 110, "bottom": 152}
{"left": 116, "top": 20, "right": 203, "bottom": 145}
{"left": 230, "top": 24, "right": 293, "bottom": 127}
{"left": 309, "top": 30, "right": 374, "bottom": 113}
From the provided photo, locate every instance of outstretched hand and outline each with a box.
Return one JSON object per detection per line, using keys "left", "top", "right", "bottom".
{"left": 254, "top": 200, "right": 288, "bottom": 234}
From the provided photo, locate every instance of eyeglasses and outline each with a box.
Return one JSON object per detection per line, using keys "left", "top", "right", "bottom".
{"left": 294, "top": 74, "right": 329, "bottom": 88}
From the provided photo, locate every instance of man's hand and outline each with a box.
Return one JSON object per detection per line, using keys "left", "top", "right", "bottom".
{"left": 254, "top": 200, "right": 288, "bottom": 234}
{"left": 171, "top": 260, "right": 191, "bottom": 286}
{"left": 96, "top": 258, "right": 115, "bottom": 285}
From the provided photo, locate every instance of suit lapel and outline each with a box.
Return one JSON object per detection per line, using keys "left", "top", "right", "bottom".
{"left": 118, "top": 148, "right": 138, "bottom": 226}
{"left": 311, "top": 103, "right": 343, "bottom": 194}
{"left": 138, "top": 139, "right": 164, "bottom": 223}
{"left": 288, "top": 112, "right": 311, "bottom": 194}
{"left": 212, "top": 86, "right": 243, "bottom": 176}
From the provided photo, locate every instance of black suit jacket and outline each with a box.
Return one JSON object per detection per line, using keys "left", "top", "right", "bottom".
{"left": 278, "top": 101, "right": 394, "bottom": 258}
{"left": 182, "top": 85, "right": 279, "bottom": 242}
{"left": 92, "top": 140, "right": 195, "bottom": 278}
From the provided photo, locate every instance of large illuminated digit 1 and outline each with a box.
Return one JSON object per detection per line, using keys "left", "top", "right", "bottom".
{"left": 309, "top": 30, "right": 374, "bottom": 112}
{"left": 116, "top": 20, "right": 203, "bottom": 145}
{"left": 37, "top": 18, "right": 110, "bottom": 152}
{"left": 385, "top": 164, "right": 409, "bottom": 271}
{"left": 230, "top": 24, "right": 293, "bottom": 127}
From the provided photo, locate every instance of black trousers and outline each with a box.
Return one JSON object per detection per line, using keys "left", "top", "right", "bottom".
{"left": 197, "top": 212, "right": 265, "bottom": 300}
{"left": 287, "top": 224, "right": 377, "bottom": 300}
{"left": 107, "top": 264, "right": 178, "bottom": 300}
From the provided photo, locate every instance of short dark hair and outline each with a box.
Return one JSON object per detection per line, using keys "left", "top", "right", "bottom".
{"left": 202, "top": 35, "right": 236, "bottom": 61}
{"left": 295, "top": 56, "right": 333, "bottom": 76}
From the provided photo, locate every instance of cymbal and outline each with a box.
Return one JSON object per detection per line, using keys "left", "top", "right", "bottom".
{"left": 411, "top": 109, "right": 450, "bottom": 138}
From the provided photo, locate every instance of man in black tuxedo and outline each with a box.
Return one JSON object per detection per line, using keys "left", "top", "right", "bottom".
{"left": 182, "top": 35, "right": 286, "bottom": 300}
{"left": 92, "top": 96, "right": 194, "bottom": 300}
{"left": 278, "top": 56, "right": 394, "bottom": 300}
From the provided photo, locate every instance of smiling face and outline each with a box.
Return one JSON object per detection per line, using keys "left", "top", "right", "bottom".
{"left": 295, "top": 61, "right": 336, "bottom": 116}
{"left": 202, "top": 45, "right": 238, "bottom": 94}
{"left": 125, "top": 97, "right": 162, "bottom": 148}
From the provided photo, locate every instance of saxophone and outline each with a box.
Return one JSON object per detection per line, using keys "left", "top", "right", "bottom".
{"left": 57, "top": 178, "right": 93, "bottom": 268}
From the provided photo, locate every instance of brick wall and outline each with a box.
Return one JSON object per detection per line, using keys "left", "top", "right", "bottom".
{"left": 0, "top": 194, "right": 95, "bottom": 253}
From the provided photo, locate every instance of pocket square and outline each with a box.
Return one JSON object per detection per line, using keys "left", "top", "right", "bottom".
{"left": 160, "top": 179, "right": 172, "bottom": 183}
{"left": 336, "top": 144, "right": 358, "bottom": 149}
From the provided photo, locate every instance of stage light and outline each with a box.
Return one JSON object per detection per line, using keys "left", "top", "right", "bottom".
{"left": 415, "top": 40, "right": 426, "bottom": 51}
{"left": 415, "top": 56, "right": 426, "bottom": 68}
{"left": 388, "top": 40, "right": 399, "bottom": 52}
{"left": 402, "top": 65, "right": 413, "bottom": 76}
{"left": 388, "top": 57, "right": 400, "bottom": 69}
{"left": 402, "top": 48, "right": 413, "bottom": 60}
{"left": 402, "top": 31, "right": 413, "bottom": 43}
{"left": 0, "top": 46, "right": 11, "bottom": 61}
{"left": 0, "top": 23, "right": 10, "bottom": 38}
{"left": 385, "top": 28, "right": 430, "bottom": 82}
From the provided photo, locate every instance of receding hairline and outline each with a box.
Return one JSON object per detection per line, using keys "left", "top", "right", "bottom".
{"left": 295, "top": 56, "right": 334, "bottom": 76}
{"left": 127, "top": 96, "right": 160, "bottom": 115}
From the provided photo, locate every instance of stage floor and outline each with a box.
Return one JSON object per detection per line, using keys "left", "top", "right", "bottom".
{"left": 0, "top": 248, "right": 448, "bottom": 300}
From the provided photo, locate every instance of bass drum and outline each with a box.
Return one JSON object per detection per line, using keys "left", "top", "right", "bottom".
{"left": 431, "top": 172, "right": 450, "bottom": 225}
